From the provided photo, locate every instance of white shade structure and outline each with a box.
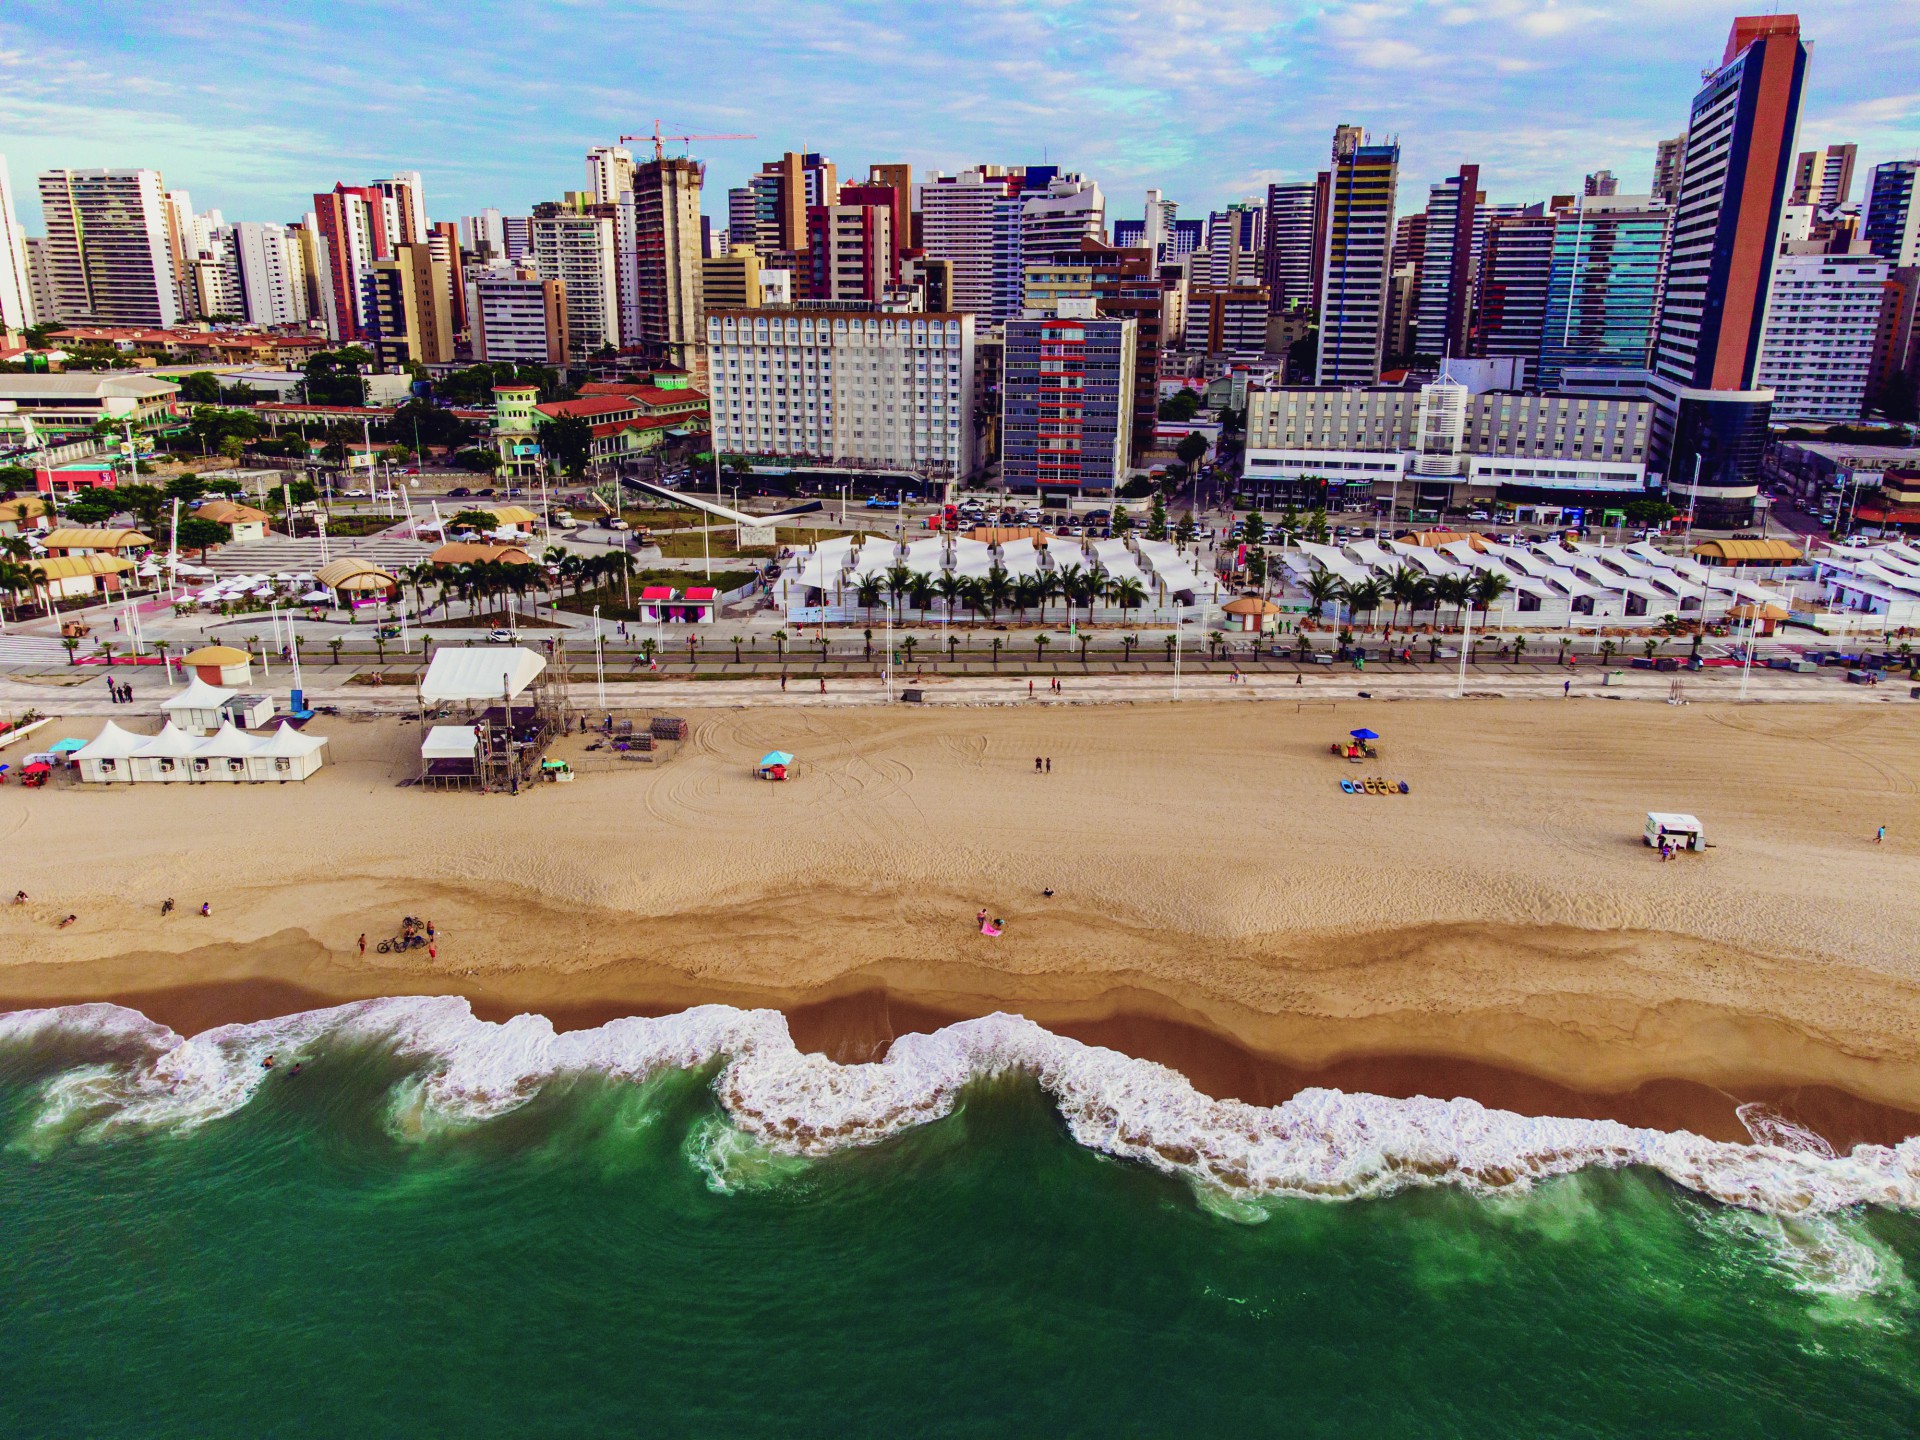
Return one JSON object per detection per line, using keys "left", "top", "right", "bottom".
{"left": 244, "top": 724, "right": 328, "bottom": 782}
{"left": 419, "top": 646, "right": 547, "bottom": 703}
{"left": 422, "top": 725, "right": 479, "bottom": 760}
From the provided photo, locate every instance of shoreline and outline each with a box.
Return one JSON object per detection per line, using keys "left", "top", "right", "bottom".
{"left": 8, "top": 964, "right": 1919, "bottom": 1152}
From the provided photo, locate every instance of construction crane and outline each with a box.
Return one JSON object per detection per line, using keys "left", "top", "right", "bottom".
{"left": 619, "top": 121, "right": 757, "bottom": 162}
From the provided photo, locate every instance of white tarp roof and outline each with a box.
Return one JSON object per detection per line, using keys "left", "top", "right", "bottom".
{"left": 253, "top": 723, "right": 327, "bottom": 757}
{"left": 74, "top": 721, "right": 146, "bottom": 760}
{"left": 422, "top": 724, "right": 479, "bottom": 759}
{"left": 196, "top": 721, "right": 261, "bottom": 759}
{"left": 419, "top": 646, "right": 546, "bottom": 703}
{"left": 161, "top": 677, "right": 236, "bottom": 712}
{"left": 134, "top": 721, "right": 202, "bottom": 758}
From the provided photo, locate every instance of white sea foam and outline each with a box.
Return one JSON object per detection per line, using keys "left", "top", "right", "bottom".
{"left": 3, "top": 997, "right": 1918, "bottom": 1219}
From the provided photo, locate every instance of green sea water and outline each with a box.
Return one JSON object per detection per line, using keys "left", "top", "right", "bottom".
{"left": 3, "top": 1028, "right": 1918, "bottom": 1437}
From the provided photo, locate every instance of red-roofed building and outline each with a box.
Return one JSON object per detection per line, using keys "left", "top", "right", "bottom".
{"left": 515, "top": 369, "right": 709, "bottom": 466}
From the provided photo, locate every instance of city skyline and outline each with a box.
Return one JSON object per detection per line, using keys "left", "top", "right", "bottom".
{"left": 1, "top": 0, "right": 1915, "bottom": 233}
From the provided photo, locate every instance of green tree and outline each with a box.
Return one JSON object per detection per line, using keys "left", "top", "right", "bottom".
{"left": 1243, "top": 510, "right": 1266, "bottom": 547}
{"left": 1303, "top": 569, "right": 1341, "bottom": 619}
{"left": 177, "top": 371, "right": 221, "bottom": 404}
{"left": 303, "top": 348, "right": 374, "bottom": 406}
{"left": 538, "top": 413, "right": 595, "bottom": 477}
{"left": 1174, "top": 511, "right": 1194, "bottom": 548}
{"left": 1175, "top": 432, "right": 1209, "bottom": 470}
{"left": 1111, "top": 504, "right": 1133, "bottom": 535}
{"left": 1146, "top": 491, "right": 1168, "bottom": 541}
{"left": 450, "top": 509, "right": 500, "bottom": 533}
{"left": 1157, "top": 388, "right": 1202, "bottom": 422}
{"left": 175, "top": 516, "right": 230, "bottom": 558}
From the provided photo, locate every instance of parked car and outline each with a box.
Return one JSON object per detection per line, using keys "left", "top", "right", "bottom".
{"left": 486, "top": 628, "right": 519, "bottom": 643}
{"left": 447, "top": 486, "right": 472, "bottom": 498}
{"left": 1468, "top": 509, "right": 1491, "bottom": 521}
{"left": 475, "top": 487, "right": 497, "bottom": 498}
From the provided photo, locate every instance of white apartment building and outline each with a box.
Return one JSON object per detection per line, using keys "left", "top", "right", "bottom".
{"left": 468, "top": 266, "right": 568, "bottom": 366}
{"left": 36, "top": 168, "right": 180, "bottom": 327}
{"left": 706, "top": 307, "right": 976, "bottom": 478}
{"left": 0, "top": 154, "right": 33, "bottom": 329}
{"left": 918, "top": 170, "right": 1005, "bottom": 317}
{"left": 586, "top": 145, "right": 634, "bottom": 206}
{"left": 1012, "top": 176, "right": 1104, "bottom": 315}
{"left": 230, "top": 222, "right": 312, "bottom": 326}
{"left": 24, "top": 238, "right": 57, "bottom": 327}
{"left": 1755, "top": 249, "right": 1890, "bottom": 422}
{"left": 531, "top": 210, "right": 618, "bottom": 358}
{"left": 809, "top": 204, "right": 893, "bottom": 303}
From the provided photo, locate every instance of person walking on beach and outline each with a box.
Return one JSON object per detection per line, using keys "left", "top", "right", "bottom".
{"left": 1563, "top": 678, "right": 1571, "bottom": 698}
{"left": 199, "top": 902, "right": 211, "bottom": 917}
{"left": 428, "top": 943, "right": 437, "bottom": 961}
{"left": 1045, "top": 757, "right": 1051, "bottom": 773}
{"left": 1035, "top": 756, "right": 1043, "bottom": 772}
{"left": 780, "top": 674, "right": 787, "bottom": 692}
{"left": 1028, "top": 680, "right": 1034, "bottom": 697}
{"left": 358, "top": 933, "right": 367, "bottom": 955}
{"left": 819, "top": 677, "right": 826, "bottom": 694}
{"left": 976, "top": 908, "right": 988, "bottom": 929}
{"left": 1877, "top": 825, "right": 1886, "bottom": 844}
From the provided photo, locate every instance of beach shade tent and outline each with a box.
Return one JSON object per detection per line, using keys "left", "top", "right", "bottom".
{"left": 314, "top": 557, "right": 398, "bottom": 606}
{"left": 1220, "top": 595, "right": 1282, "bottom": 632}
{"left": 48, "top": 738, "right": 87, "bottom": 758}
{"left": 419, "top": 646, "right": 548, "bottom": 705}
{"left": 161, "top": 676, "right": 237, "bottom": 736}
{"left": 1644, "top": 812, "right": 1705, "bottom": 852}
{"left": 126, "top": 721, "right": 202, "bottom": 783}
{"left": 191, "top": 722, "right": 260, "bottom": 782}
{"left": 756, "top": 750, "right": 794, "bottom": 779}
{"left": 420, "top": 725, "right": 480, "bottom": 783}
{"left": 1350, "top": 729, "right": 1379, "bottom": 741}
{"left": 180, "top": 644, "right": 253, "bottom": 687}
{"left": 72, "top": 721, "right": 147, "bottom": 783}
{"left": 243, "top": 723, "right": 328, "bottom": 782}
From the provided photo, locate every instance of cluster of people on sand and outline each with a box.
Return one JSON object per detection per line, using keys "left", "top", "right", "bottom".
{"left": 1033, "top": 756, "right": 1053, "bottom": 773}
{"left": 105, "top": 681, "right": 135, "bottom": 704}
{"left": 16, "top": 891, "right": 211, "bottom": 925}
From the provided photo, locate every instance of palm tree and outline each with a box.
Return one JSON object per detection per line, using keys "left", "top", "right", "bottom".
{"left": 1106, "top": 576, "right": 1147, "bottom": 614}
{"left": 0, "top": 559, "right": 32, "bottom": 620}
{"left": 960, "top": 577, "right": 987, "bottom": 625}
{"left": 855, "top": 574, "right": 885, "bottom": 625}
{"left": 730, "top": 634, "right": 747, "bottom": 664}
{"left": 1599, "top": 638, "right": 1618, "bottom": 666}
{"left": 61, "top": 636, "right": 80, "bottom": 665}
{"left": 772, "top": 629, "right": 788, "bottom": 663}
{"left": 906, "top": 571, "right": 935, "bottom": 617}
{"left": 1469, "top": 570, "right": 1512, "bottom": 626}
{"left": 1432, "top": 573, "right": 1474, "bottom": 631}
{"left": 884, "top": 562, "right": 913, "bottom": 620}
{"left": 933, "top": 573, "right": 965, "bottom": 627}
{"left": 1034, "top": 632, "right": 1051, "bottom": 662}
{"left": 1338, "top": 577, "right": 1386, "bottom": 632}
{"left": 1053, "top": 563, "right": 1084, "bottom": 626}
{"left": 329, "top": 637, "right": 344, "bottom": 667}
{"left": 1303, "top": 569, "right": 1342, "bottom": 620}
{"left": 979, "top": 564, "right": 1013, "bottom": 622}
{"left": 1032, "top": 570, "right": 1061, "bottom": 624}
{"left": 1384, "top": 566, "right": 1424, "bottom": 633}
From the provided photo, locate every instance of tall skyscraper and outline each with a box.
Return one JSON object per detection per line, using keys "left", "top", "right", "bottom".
{"left": 1472, "top": 203, "right": 1564, "bottom": 371}
{"left": 1865, "top": 160, "right": 1919, "bottom": 268}
{"left": 1756, "top": 250, "right": 1889, "bottom": 421}
{"left": 372, "top": 174, "right": 428, "bottom": 247}
{"left": 230, "top": 222, "right": 312, "bottom": 326}
{"left": 863, "top": 164, "right": 914, "bottom": 267}
{"left": 531, "top": 203, "right": 619, "bottom": 358}
{"left": 1315, "top": 125, "right": 1399, "bottom": 385}
{"left": 0, "top": 155, "right": 33, "bottom": 329}
{"left": 918, "top": 167, "right": 1101, "bottom": 320}
{"left": 370, "top": 242, "right": 455, "bottom": 367}
{"left": 36, "top": 168, "right": 180, "bottom": 327}
{"left": 1585, "top": 171, "right": 1619, "bottom": 198}
{"left": 1537, "top": 196, "right": 1671, "bottom": 387}
{"left": 1002, "top": 303, "right": 1135, "bottom": 496}
{"left": 805, "top": 202, "right": 893, "bottom": 303}
{"left": 1651, "top": 135, "right": 1687, "bottom": 207}
{"left": 918, "top": 169, "right": 1008, "bottom": 316}
{"left": 1791, "top": 143, "right": 1858, "bottom": 207}
{"left": 586, "top": 146, "right": 635, "bottom": 207}
{"left": 310, "top": 183, "right": 390, "bottom": 342}
{"left": 1651, "top": 14, "right": 1807, "bottom": 527}
{"left": 1262, "top": 181, "right": 1318, "bottom": 313}
{"left": 1416, "top": 165, "right": 1481, "bottom": 360}
{"left": 629, "top": 157, "right": 705, "bottom": 371}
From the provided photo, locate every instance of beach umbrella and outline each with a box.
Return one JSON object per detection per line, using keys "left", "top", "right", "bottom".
{"left": 48, "top": 739, "right": 86, "bottom": 753}
{"left": 1350, "top": 728, "right": 1379, "bottom": 741}
{"left": 22, "top": 762, "right": 50, "bottom": 775}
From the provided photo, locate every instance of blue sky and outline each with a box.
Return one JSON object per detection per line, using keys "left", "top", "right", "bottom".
{"left": 2, "top": 0, "right": 1915, "bottom": 233}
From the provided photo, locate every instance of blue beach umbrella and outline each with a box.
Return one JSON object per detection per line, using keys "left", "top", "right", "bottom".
{"left": 1349, "top": 728, "right": 1378, "bottom": 741}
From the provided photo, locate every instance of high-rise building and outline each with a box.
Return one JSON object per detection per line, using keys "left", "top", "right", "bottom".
{"left": 1019, "top": 238, "right": 1166, "bottom": 459}
{"left": 805, "top": 202, "right": 893, "bottom": 303}
{"left": 230, "top": 222, "right": 312, "bottom": 326}
{"left": 917, "top": 169, "right": 1009, "bottom": 316}
{"left": 1791, "top": 143, "right": 1858, "bottom": 207}
{"left": 1384, "top": 264, "right": 1419, "bottom": 363}
{"left": 1262, "top": 181, "right": 1318, "bottom": 314}
{"left": 862, "top": 165, "right": 913, "bottom": 269}
{"left": 1315, "top": 125, "right": 1399, "bottom": 385}
{"left": 1002, "top": 303, "right": 1135, "bottom": 496}
{"left": 628, "top": 157, "right": 706, "bottom": 372}
{"left": 1471, "top": 204, "right": 1562, "bottom": 373}
{"left": 36, "top": 169, "right": 180, "bottom": 327}
{"left": 1169, "top": 218, "right": 1204, "bottom": 258}
{"left": 468, "top": 265, "right": 569, "bottom": 366}
{"left": 429, "top": 221, "right": 465, "bottom": 335}
{"left": 700, "top": 246, "right": 766, "bottom": 310}
{"left": 838, "top": 183, "right": 906, "bottom": 284}
{"left": 0, "top": 155, "right": 33, "bottom": 329}
{"left": 370, "top": 242, "right": 455, "bottom": 367}
{"left": 586, "top": 146, "right": 635, "bottom": 207}
{"left": 705, "top": 307, "right": 975, "bottom": 478}
{"left": 1537, "top": 196, "right": 1671, "bottom": 388}
{"left": 1184, "top": 286, "right": 1270, "bottom": 355}
{"left": 372, "top": 174, "right": 428, "bottom": 247}
{"left": 531, "top": 203, "right": 619, "bottom": 359}
{"left": 502, "top": 216, "right": 532, "bottom": 261}
{"left": 1585, "top": 171, "right": 1620, "bottom": 198}
{"left": 1870, "top": 266, "right": 1920, "bottom": 406}
{"left": 1416, "top": 165, "right": 1481, "bottom": 361}
{"left": 1650, "top": 14, "right": 1807, "bottom": 527}
{"left": 1014, "top": 174, "right": 1104, "bottom": 314}
{"left": 310, "top": 183, "right": 392, "bottom": 342}
{"left": 902, "top": 252, "right": 952, "bottom": 313}
{"left": 1755, "top": 250, "right": 1889, "bottom": 421}
{"left": 1198, "top": 202, "right": 1263, "bottom": 289}
{"left": 744, "top": 152, "right": 836, "bottom": 257}
{"left": 1652, "top": 135, "right": 1687, "bottom": 207}
{"left": 1865, "top": 160, "right": 1919, "bottom": 268}
{"left": 462, "top": 209, "right": 506, "bottom": 261}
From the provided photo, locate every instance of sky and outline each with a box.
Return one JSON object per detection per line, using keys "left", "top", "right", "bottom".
{"left": 2, "top": 0, "right": 1916, "bottom": 235}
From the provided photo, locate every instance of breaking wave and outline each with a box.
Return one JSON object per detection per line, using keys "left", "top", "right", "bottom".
{"left": 4, "top": 997, "right": 1919, "bottom": 1217}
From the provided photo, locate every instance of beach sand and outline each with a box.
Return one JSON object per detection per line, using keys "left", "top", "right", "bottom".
{"left": 4, "top": 698, "right": 1919, "bottom": 1144}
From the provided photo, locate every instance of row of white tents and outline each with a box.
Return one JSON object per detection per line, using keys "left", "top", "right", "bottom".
{"left": 1287, "top": 537, "right": 1786, "bottom": 628}
{"left": 73, "top": 721, "right": 328, "bottom": 784}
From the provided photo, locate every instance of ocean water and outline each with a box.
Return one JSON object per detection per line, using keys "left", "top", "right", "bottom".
{"left": 2, "top": 1000, "right": 1918, "bottom": 1437}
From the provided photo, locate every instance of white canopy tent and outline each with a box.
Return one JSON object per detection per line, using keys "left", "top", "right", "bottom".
{"left": 72, "top": 721, "right": 146, "bottom": 783}
{"left": 419, "top": 646, "right": 547, "bottom": 704}
{"left": 128, "top": 721, "right": 202, "bottom": 783}
{"left": 421, "top": 725, "right": 480, "bottom": 760}
{"left": 245, "top": 724, "right": 328, "bottom": 782}
{"left": 161, "top": 677, "right": 237, "bottom": 735}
